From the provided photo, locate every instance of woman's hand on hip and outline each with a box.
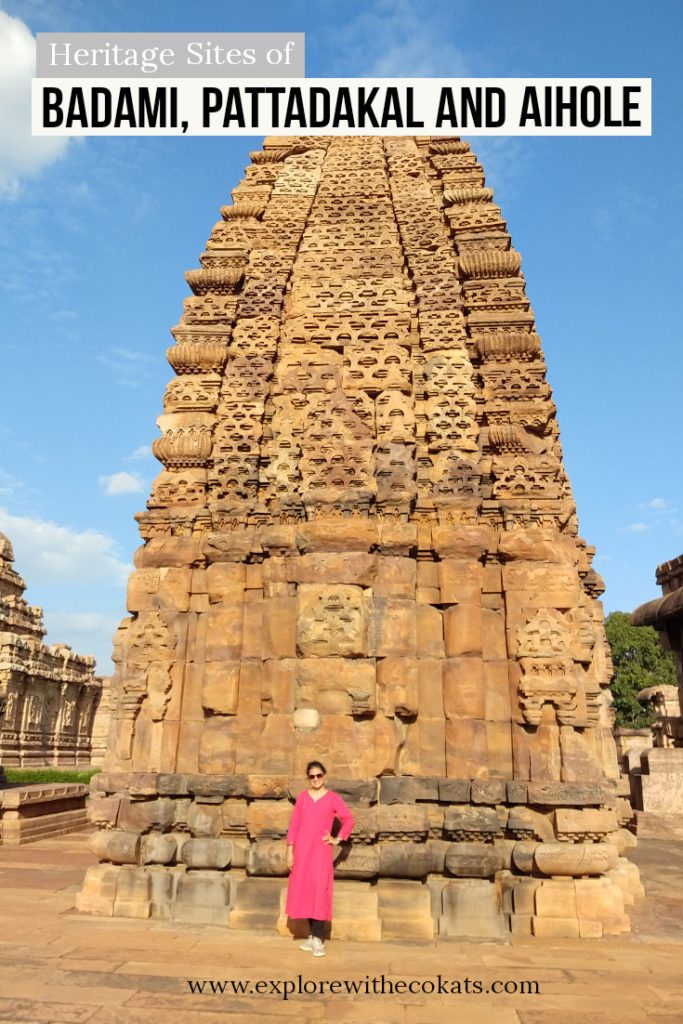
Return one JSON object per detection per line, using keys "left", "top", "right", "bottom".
{"left": 322, "top": 831, "right": 340, "bottom": 846}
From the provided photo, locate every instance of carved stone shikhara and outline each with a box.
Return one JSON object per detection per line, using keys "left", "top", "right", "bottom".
{"left": 0, "top": 533, "right": 101, "bottom": 767}
{"left": 79, "top": 136, "right": 641, "bottom": 940}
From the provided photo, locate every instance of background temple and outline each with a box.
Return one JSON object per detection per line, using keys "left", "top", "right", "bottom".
{"left": 78, "top": 135, "right": 642, "bottom": 939}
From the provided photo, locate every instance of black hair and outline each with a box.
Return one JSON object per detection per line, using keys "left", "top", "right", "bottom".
{"left": 306, "top": 760, "right": 327, "bottom": 777}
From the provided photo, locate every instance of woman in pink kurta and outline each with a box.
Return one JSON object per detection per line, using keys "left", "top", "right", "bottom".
{"left": 285, "top": 760, "right": 354, "bottom": 956}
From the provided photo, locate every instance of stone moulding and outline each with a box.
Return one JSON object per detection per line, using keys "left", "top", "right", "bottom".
{"left": 81, "top": 134, "right": 640, "bottom": 941}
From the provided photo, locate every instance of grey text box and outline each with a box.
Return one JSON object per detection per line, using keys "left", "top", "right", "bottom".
{"left": 37, "top": 33, "right": 305, "bottom": 78}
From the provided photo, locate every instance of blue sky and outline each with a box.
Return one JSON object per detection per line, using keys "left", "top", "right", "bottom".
{"left": 0, "top": 0, "right": 681, "bottom": 672}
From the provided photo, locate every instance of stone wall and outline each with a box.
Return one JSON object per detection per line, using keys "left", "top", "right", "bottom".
{"left": 0, "top": 533, "right": 101, "bottom": 766}
{"left": 81, "top": 135, "right": 641, "bottom": 938}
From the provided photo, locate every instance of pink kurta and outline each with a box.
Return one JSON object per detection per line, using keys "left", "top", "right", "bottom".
{"left": 285, "top": 790, "right": 355, "bottom": 921}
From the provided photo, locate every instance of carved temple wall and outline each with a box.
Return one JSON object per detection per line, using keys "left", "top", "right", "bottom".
{"left": 0, "top": 534, "right": 101, "bottom": 767}
{"left": 78, "top": 136, "right": 642, "bottom": 939}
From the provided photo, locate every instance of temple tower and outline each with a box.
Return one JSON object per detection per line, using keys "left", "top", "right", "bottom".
{"left": 79, "top": 137, "right": 641, "bottom": 939}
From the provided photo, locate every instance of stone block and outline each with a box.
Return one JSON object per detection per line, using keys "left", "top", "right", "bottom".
{"left": 554, "top": 808, "right": 618, "bottom": 839}
{"left": 334, "top": 844, "right": 380, "bottom": 879}
{"left": 230, "top": 877, "right": 285, "bottom": 930}
{"left": 244, "top": 775, "right": 289, "bottom": 799}
{"left": 417, "top": 659, "right": 444, "bottom": 718}
{"left": 534, "top": 842, "right": 618, "bottom": 877}
{"left": 203, "top": 532, "right": 261, "bottom": 563}
{"left": 247, "top": 839, "right": 289, "bottom": 876}
{"left": 507, "top": 780, "right": 528, "bottom": 803}
{"left": 377, "top": 657, "right": 418, "bottom": 717}
{"left": 507, "top": 806, "right": 555, "bottom": 842}
{"left": 297, "top": 584, "right": 367, "bottom": 658}
{"left": 174, "top": 871, "right": 234, "bottom": 925}
{"left": 329, "top": 882, "right": 382, "bottom": 942}
{"left": 370, "top": 598, "right": 417, "bottom": 658}
{"left": 242, "top": 602, "right": 264, "bottom": 659}
{"left": 87, "top": 795, "right": 121, "bottom": 827}
{"left": 126, "top": 569, "right": 160, "bottom": 612}
{"left": 379, "top": 842, "right": 432, "bottom": 879}
{"left": 485, "top": 661, "right": 512, "bottom": 721}
{"left": 445, "top": 718, "right": 488, "bottom": 779}
{"left": 512, "top": 878, "right": 542, "bottom": 915}
{"left": 236, "top": 659, "right": 263, "bottom": 716}
{"left": 416, "top": 603, "right": 444, "bottom": 659}
{"left": 428, "top": 839, "right": 450, "bottom": 873}
{"left": 180, "top": 838, "right": 233, "bottom": 869}
{"left": 642, "top": 748, "right": 683, "bottom": 775}
{"left": 187, "top": 800, "right": 223, "bottom": 838}
{"left": 535, "top": 879, "right": 577, "bottom": 918}
{"left": 439, "top": 778, "right": 471, "bottom": 803}
{"left": 201, "top": 661, "right": 240, "bottom": 714}
{"left": 141, "top": 834, "right": 177, "bottom": 865}
{"left": 443, "top": 604, "right": 483, "bottom": 657}
{"left": 439, "top": 559, "right": 484, "bottom": 604}
{"left": 229, "top": 836, "right": 250, "bottom": 868}
{"left": 296, "top": 657, "right": 376, "bottom": 716}
{"left": 327, "top": 779, "right": 378, "bottom": 806}
{"left": 511, "top": 841, "right": 538, "bottom": 873}
{"left": 378, "top": 521, "right": 417, "bottom": 556}
{"left": 89, "top": 830, "right": 140, "bottom": 865}
{"left": 262, "top": 597, "right": 297, "bottom": 659}
{"left": 527, "top": 782, "right": 606, "bottom": 807}
{"left": 378, "top": 879, "right": 434, "bottom": 939}
{"left": 443, "top": 657, "right": 485, "bottom": 719}
{"left": 532, "top": 916, "right": 580, "bottom": 939}
{"left": 157, "top": 567, "right": 192, "bottom": 612}
{"left": 640, "top": 772, "right": 683, "bottom": 814}
{"left": 440, "top": 879, "right": 505, "bottom": 938}
{"left": 197, "top": 717, "right": 237, "bottom": 774}
{"left": 76, "top": 863, "right": 121, "bottom": 916}
{"left": 113, "top": 866, "right": 152, "bottom": 919}
{"left": 376, "top": 804, "right": 429, "bottom": 840}
{"left": 139, "top": 536, "right": 203, "bottom": 568}
{"left": 374, "top": 557, "right": 416, "bottom": 598}
{"left": 262, "top": 660, "right": 296, "bottom": 714}
{"left": 471, "top": 779, "right": 506, "bottom": 805}
{"left": 444, "top": 805, "right": 500, "bottom": 840}
{"left": 444, "top": 842, "right": 504, "bottom": 878}
{"left": 205, "top": 604, "right": 244, "bottom": 661}
{"left": 296, "top": 520, "right": 379, "bottom": 554}
{"left": 482, "top": 607, "right": 507, "bottom": 661}
{"left": 285, "top": 551, "right": 378, "bottom": 586}
{"left": 246, "top": 801, "right": 292, "bottom": 839}
{"left": 220, "top": 798, "right": 248, "bottom": 835}
{"left": 187, "top": 773, "right": 246, "bottom": 798}
{"left": 432, "top": 526, "right": 492, "bottom": 560}
{"left": 379, "top": 776, "right": 439, "bottom": 804}
{"left": 118, "top": 798, "right": 175, "bottom": 834}
{"left": 497, "top": 528, "right": 574, "bottom": 564}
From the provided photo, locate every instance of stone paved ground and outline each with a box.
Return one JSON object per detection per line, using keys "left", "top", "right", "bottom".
{"left": 0, "top": 832, "right": 682, "bottom": 1024}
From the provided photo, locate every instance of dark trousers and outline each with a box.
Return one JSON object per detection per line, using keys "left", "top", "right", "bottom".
{"left": 309, "top": 918, "right": 325, "bottom": 941}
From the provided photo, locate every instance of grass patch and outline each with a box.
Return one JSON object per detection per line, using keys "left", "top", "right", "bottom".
{"left": 2, "top": 768, "right": 101, "bottom": 785}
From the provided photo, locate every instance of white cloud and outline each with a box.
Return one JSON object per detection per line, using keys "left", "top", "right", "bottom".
{"left": 649, "top": 498, "right": 666, "bottom": 509}
{"left": 333, "top": 0, "right": 469, "bottom": 77}
{"left": 0, "top": 507, "right": 131, "bottom": 585}
{"left": 0, "top": 9, "right": 71, "bottom": 196}
{"left": 128, "top": 445, "right": 152, "bottom": 461}
{"left": 42, "top": 611, "right": 119, "bottom": 673}
{"left": 100, "top": 471, "right": 145, "bottom": 496}
{"left": 625, "top": 523, "right": 648, "bottom": 533}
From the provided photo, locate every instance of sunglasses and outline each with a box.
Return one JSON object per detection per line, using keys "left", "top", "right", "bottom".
{"left": 308, "top": 773, "right": 324, "bottom": 779}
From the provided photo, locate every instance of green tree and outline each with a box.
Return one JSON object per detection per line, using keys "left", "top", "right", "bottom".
{"left": 604, "top": 610, "right": 677, "bottom": 728}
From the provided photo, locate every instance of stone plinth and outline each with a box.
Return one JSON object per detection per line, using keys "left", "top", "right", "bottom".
{"left": 0, "top": 533, "right": 102, "bottom": 767}
{"left": 0, "top": 783, "right": 89, "bottom": 845}
{"left": 80, "top": 135, "right": 639, "bottom": 939}
{"left": 630, "top": 748, "right": 683, "bottom": 839}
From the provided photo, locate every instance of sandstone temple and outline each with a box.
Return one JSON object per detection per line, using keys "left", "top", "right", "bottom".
{"left": 79, "top": 135, "right": 642, "bottom": 939}
{"left": 0, "top": 532, "right": 101, "bottom": 766}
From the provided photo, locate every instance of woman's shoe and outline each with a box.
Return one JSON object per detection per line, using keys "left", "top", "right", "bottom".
{"left": 312, "top": 937, "right": 325, "bottom": 957}
{"left": 300, "top": 936, "right": 314, "bottom": 951}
